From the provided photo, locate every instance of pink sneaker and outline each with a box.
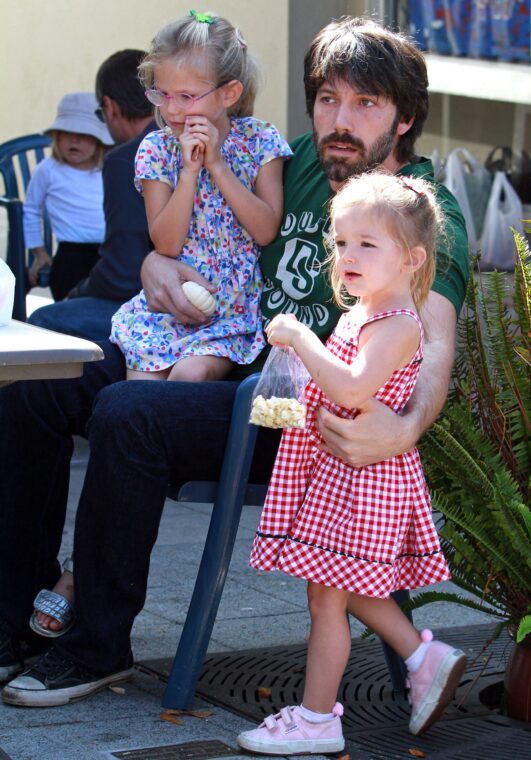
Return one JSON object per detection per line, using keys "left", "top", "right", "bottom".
{"left": 408, "top": 630, "right": 467, "bottom": 735}
{"left": 236, "top": 703, "right": 345, "bottom": 755}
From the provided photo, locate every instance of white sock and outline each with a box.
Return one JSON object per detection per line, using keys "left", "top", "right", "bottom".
{"left": 299, "top": 704, "right": 336, "bottom": 723}
{"left": 405, "top": 641, "right": 430, "bottom": 673}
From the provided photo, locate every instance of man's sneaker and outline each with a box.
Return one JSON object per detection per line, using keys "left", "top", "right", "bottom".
{"left": 408, "top": 630, "right": 467, "bottom": 735}
{"left": 0, "top": 630, "right": 24, "bottom": 683}
{"left": 237, "top": 703, "right": 345, "bottom": 755}
{"left": 2, "top": 647, "right": 134, "bottom": 707}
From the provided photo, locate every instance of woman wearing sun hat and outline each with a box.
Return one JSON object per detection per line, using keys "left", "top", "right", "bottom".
{"left": 23, "top": 92, "right": 114, "bottom": 300}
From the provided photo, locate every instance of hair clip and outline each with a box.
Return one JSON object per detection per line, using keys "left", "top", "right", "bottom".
{"left": 398, "top": 176, "right": 425, "bottom": 198}
{"left": 189, "top": 10, "right": 214, "bottom": 23}
{"left": 235, "top": 28, "right": 248, "bottom": 48}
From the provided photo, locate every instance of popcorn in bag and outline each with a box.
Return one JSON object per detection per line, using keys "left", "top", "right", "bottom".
{"left": 249, "top": 346, "right": 309, "bottom": 429}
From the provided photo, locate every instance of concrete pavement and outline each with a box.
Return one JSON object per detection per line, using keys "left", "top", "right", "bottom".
{"left": 0, "top": 437, "right": 495, "bottom": 759}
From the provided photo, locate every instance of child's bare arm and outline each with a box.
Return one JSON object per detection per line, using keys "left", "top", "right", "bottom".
{"left": 267, "top": 313, "right": 420, "bottom": 410}
{"left": 142, "top": 170, "right": 197, "bottom": 257}
{"left": 142, "top": 129, "right": 204, "bottom": 257}
{"left": 186, "top": 115, "right": 284, "bottom": 245}
{"left": 209, "top": 158, "right": 284, "bottom": 245}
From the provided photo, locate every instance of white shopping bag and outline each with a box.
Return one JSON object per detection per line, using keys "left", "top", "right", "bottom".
{"left": 479, "top": 171, "right": 524, "bottom": 271}
{"left": 443, "top": 148, "right": 492, "bottom": 255}
{"left": 430, "top": 149, "right": 445, "bottom": 182}
{"left": 0, "top": 259, "right": 15, "bottom": 325}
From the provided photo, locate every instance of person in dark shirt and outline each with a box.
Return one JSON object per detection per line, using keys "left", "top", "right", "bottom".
{"left": 28, "top": 50, "right": 155, "bottom": 341}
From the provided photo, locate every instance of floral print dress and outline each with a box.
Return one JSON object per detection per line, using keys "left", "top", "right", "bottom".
{"left": 110, "top": 118, "right": 292, "bottom": 372}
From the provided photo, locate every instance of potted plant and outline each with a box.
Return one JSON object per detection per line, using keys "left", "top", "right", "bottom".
{"left": 409, "top": 228, "right": 530, "bottom": 720}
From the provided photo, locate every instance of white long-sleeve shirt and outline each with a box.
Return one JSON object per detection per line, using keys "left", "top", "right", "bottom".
{"left": 23, "top": 157, "right": 105, "bottom": 248}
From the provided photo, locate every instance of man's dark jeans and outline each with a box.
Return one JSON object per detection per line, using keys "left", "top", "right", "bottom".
{"left": 28, "top": 297, "right": 122, "bottom": 341}
{"left": 0, "top": 341, "right": 278, "bottom": 674}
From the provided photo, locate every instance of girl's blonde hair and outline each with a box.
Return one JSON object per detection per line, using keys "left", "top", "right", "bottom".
{"left": 51, "top": 131, "right": 105, "bottom": 169}
{"left": 328, "top": 171, "right": 444, "bottom": 311}
{"left": 139, "top": 11, "right": 260, "bottom": 128}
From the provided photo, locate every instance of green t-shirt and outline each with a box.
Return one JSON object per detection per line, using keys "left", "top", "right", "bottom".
{"left": 234, "top": 132, "right": 469, "bottom": 378}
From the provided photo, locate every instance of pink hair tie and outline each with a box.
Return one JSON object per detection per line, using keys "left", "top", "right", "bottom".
{"left": 398, "top": 176, "right": 425, "bottom": 198}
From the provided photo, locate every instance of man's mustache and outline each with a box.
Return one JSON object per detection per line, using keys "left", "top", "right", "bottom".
{"left": 319, "top": 132, "right": 366, "bottom": 152}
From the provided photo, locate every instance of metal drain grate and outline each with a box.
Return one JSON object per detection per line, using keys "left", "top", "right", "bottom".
{"left": 140, "top": 624, "right": 526, "bottom": 759}
{"left": 345, "top": 715, "right": 530, "bottom": 759}
{"left": 194, "top": 626, "right": 509, "bottom": 728}
{"left": 112, "top": 739, "right": 238, "bottom": 759}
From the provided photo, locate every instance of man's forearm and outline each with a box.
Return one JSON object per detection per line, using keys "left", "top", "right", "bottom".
{"left": 401, "top": 291, "right": 457, "bottom": 443}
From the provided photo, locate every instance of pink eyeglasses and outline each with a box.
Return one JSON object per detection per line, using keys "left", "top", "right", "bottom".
{"left": 144, "top": 83, "right": 224, "bottom": 109}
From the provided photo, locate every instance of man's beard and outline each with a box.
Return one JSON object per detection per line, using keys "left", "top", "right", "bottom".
{"left": 314, "top": 115, "right": 400, "bottom": 183}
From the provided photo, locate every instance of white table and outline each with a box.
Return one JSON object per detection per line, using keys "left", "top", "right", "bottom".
{"left": 0, "top": 319, "right": 104, "bottom": 384}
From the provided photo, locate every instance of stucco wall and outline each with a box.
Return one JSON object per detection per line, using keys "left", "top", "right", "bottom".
{"left": 1, "top": 0, "right": 290, "bottom": 143}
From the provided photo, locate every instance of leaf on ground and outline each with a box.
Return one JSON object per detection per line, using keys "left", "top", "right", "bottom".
{"left": 408, "top": 749, "right": 427, "bottom": 758}
{"left": 336, "top": 753, "right": 351, "bottom": 760}
{"left": 186, "top": 709, "right": 213, "bottom": 719}
{"left": 257, "top": 686, "right": 272, "bottom": 698}
{"left": 160, "top": 711, "right": 183, "bottom": 725}
{"left": 108, "top": 686, "right": 126, "bottom": 695}
{"left": 162, "top": 708, "right": 214, "bottom": 719}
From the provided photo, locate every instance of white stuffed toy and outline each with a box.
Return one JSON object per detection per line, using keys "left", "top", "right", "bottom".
{"left": 182, "top": 281, "right": 216, "bottom": 316}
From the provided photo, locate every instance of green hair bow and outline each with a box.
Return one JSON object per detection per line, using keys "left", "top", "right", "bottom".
{"left": 189, "top": 10, "right": 214, "bottom": 24}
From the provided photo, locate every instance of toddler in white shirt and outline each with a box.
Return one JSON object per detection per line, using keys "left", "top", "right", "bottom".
{"left": 23, "top": 92, "right": 113, "bottom": 300}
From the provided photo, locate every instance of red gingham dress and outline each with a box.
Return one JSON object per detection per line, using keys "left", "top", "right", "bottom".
{"left": 249, "top": 308, "right": 450, "bottom": 598}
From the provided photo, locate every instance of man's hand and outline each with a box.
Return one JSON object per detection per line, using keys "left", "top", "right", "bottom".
{"left": 140, "top": 251, "right": 216, "bottom": 324}
{"left": 316, "top": 399, "right": 414, "bottom": 468}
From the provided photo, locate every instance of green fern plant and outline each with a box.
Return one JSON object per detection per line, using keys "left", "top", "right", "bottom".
{"left": 413, "top": 229, "right": 530, "bottom": 641}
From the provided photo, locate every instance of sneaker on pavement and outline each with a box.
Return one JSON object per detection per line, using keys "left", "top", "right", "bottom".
{"left": 0, "top": 626, "right": 51, "bottom": 683}
{"left": 0, "top": 629, "right": 25, "bottom": 683}
{"left": 2, "top": 647, "right": 134, "bottom": 707}
{"left": 408, "top": 632, "right": 467, "bottom": 735}
{"left": 237, "top": 703, "right": 345, "bottom": 755}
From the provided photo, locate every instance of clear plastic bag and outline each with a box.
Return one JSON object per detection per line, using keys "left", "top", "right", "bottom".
{"left": 249, "top": 346, "right": 310, "bottom": 429}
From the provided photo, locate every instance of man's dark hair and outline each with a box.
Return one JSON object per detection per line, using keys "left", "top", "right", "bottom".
{"left": 95, "top": 49, "right": 152, "bottom": 120}
{"left": 303, "top": 17, "right": 429, "bottom": 164}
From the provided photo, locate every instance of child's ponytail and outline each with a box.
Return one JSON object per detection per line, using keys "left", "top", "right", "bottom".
{"left": 138, "top": 11, "right": 260, "bottom": 120}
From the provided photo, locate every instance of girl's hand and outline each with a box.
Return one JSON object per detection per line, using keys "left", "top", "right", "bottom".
{"left": 27, "top": 248, "right": 52, "bottom": 288}
{"left": 184, "top": 116, "right": 222, "bottom": 172}
{"left": 179, "top": 127, "right": 204, "bottom": 173}
{"left": 265, "top": 313, "right": 302, "bottom": 347}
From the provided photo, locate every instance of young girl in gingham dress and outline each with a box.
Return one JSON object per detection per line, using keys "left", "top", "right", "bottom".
{"left": 237, "top": 173, "right": 467, "bottom": 756}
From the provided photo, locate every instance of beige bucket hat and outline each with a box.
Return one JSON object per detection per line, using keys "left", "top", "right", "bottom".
{"left": 45, "top": 92, "right": 114, "bottom": 145}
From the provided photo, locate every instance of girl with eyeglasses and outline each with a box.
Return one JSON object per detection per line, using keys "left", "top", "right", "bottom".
{"left": 110, "top": 11, "right": 292, "bottom": 382}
